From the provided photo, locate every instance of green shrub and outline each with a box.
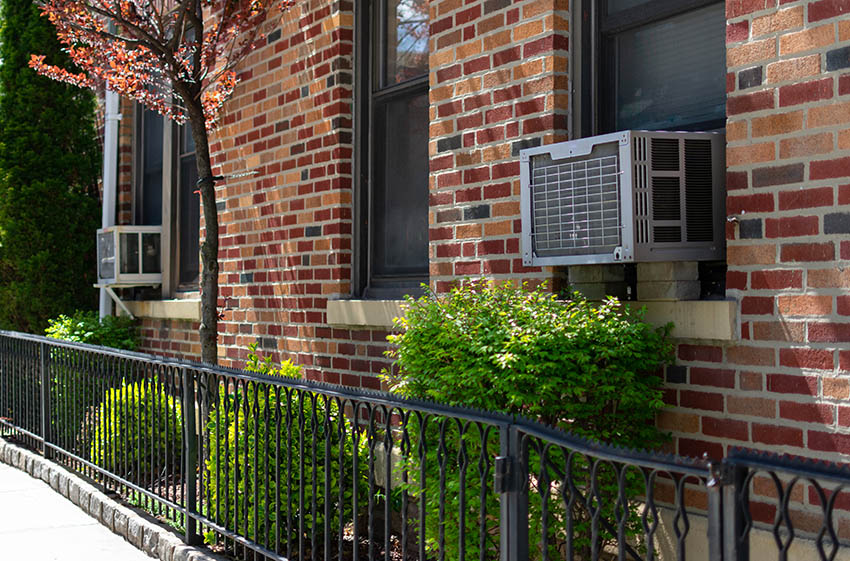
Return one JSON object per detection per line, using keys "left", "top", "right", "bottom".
{"left": 46, "top": 310, "right": 138, "bottom": 351}
{"left": 45, "top": 310, "right": 138, "bottom": 449}
{"left": 90, "top": 381, "right": 183, "bottom": 480}
{"left": 204, "top": 345, "right": 369, "bottom": 552}
{"left": 383, "top": 281, "right": 673, "bottom": 560}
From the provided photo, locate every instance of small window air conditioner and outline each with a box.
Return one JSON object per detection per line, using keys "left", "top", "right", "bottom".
{"left": 96, "top": 225, "right": 162, "bottom": 286}
{"left": 520, "top": 130, "right": 725, "bottom": 266}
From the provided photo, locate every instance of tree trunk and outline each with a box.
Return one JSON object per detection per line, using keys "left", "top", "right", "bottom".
{"left": 182, "top": 95, "right": 219, "bottom": 366}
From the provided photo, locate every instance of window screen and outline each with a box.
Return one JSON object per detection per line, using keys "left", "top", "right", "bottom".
{"left": 597, "top": 0, "right": 726, "bottom": 134}
{"left": 613, "top": 3, "right": 726, "bottom": 131}
{"left": 372, "top": 93, "right": 429, "bottom": 278}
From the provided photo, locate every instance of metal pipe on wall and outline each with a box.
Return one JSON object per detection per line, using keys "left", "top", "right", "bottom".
{"left": 99, "top": 89, "right": 120, "bottom": 319}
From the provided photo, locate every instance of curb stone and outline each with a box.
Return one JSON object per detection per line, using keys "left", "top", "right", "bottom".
{"left": 0, "top": 437, "right": 227, "bottom": 561}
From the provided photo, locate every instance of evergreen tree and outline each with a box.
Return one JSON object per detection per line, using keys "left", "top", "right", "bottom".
{"left": 0, "top": 0, "right": 101, "bottom": 332}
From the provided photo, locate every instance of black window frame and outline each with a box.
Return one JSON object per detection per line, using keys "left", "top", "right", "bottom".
{"left": 575, "top": 0, "right": 726, "bottom": 137}
{"left": 353, "top": 0, "right": 430, "bottom": 300}
{"left": 133, "top": 103, "right": 200, "bottom": 296}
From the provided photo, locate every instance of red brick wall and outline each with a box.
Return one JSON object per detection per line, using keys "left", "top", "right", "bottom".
{"left": 117, "top": 100, "right": 134, "bottom": 226}
{"left": 204, "top": 0, "right": 395, "bottom": 388}
{"left": 211, "top": 0, "right": 353, "bottom": 365}
{"left": 121, "top": 0, "right": 850, "bottom": 462}
{"left": 659, "top": 0, "right": 850, "bottom": 461}
{"left": 136, "top": 318, "right": 201, "bottom": 359}
{"left": 428, "top": 0, "right": 568, "bottom": 292}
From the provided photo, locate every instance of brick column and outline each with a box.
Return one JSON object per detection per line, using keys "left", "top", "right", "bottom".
{"left": 428, "top": 0, "right": 570, "bottom": 291}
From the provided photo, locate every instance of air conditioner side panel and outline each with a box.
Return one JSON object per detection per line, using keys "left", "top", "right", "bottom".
{"left": 618, "top": 134, "right": 635, "bottom": 262}
{"left": 520, "top": 152, "right": 534, "bottom": 266}
{"left": 632, "top": 131, "right": 726, "bottom": 262}
{"left": 712, "top": 133, "right": 727, "bottom": 258}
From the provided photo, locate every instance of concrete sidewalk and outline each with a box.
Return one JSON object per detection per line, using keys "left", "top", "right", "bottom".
{"left": 0, "top": 461, "right": 153, "bottom": 561}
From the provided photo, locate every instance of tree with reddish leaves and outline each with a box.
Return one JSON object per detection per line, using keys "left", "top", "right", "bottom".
{"left": 31, "top": 0, "right": 293, "bottom": 364}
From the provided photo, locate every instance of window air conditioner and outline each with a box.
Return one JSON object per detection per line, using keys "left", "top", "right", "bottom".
{"left": 520, "top": 130, "right": 725, "bottom": 266}
{"left": 96, "top": 225, "right": 162, "bottom": 286}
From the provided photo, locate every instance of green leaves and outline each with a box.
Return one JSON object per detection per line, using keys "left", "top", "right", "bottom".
{"left": 204, "top": 349, "right": 369, "bottom": 550}
{"left": 45, "top": 310, "right": 138, "bottom": 351}
{"left": 384, "top": 281, "right": 675, "bottom": 559}
{"left": 90, "top": 381, "right": 183, "bottom": 478}
{"left": 0, "top": 0, "right": 101, "bottom": 333}
{"left": 385, "top": 281, "right": 672, "bottom": 447}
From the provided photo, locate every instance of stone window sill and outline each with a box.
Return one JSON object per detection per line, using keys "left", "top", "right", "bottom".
{"left": 326, "top": 300, "right": 406, "bottom": 329}
{"left": 122, "top": 299, "right": 201, "bottom": 321}
{"left": 327, "top": 299, "right": 737, "bottom": 341}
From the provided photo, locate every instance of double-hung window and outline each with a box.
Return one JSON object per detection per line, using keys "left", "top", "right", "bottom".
{"left": 572, "top": 0, "right": 728, "bottom": 299}
{"left": 575, "top": 0, "right": 726, "bottom": 136}
{"left": 135, "top": 105, "right": 200, "bottom": 294}
{"left": 355, "top": 0, "right": 429, "bottom": 299}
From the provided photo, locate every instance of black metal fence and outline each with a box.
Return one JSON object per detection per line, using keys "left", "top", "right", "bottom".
{"left": 2, "top": 330, "right": 850, "bottom": 561}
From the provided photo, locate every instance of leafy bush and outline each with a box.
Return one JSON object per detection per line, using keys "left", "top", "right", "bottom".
{"left": 90, "top": 380, "right": 183, "bottom": 480}
{"left": 383, "top": 281, "right": 673, "bottom": 560}
{"left": 46, "top": 310, "right": 138, "bottom": 350}
{"left": 204, "top": 345, "right": 369, "bottom": 552}
{"left": 45, "top": 310, "right": 139, "bottom": 449}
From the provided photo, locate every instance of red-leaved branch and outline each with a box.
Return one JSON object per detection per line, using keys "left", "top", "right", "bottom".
{"left": 30, "top": 0, "right": 292, "bottom": 130}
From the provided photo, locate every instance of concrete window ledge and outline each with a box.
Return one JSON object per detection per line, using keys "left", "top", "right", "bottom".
{"left": 122, "top": 299, "right": 202, "bottom": 322}
{"left": 639, "top": 300, "right": 737, "bottom": 341}
{"left": 327, "top": 300, "right": 406, "bottom": 329}
{"left": 327, "top": 299, "right": 737, "bottom": 341}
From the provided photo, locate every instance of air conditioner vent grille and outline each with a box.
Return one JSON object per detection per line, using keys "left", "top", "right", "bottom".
{"left": 685, "top": 139, "right": 715, "bottom": 242}
{"left": 652, "top": 177, "right": 681, "bottom": 222}
{"left": 654, "top": 226, "right": 682, "bottom": 243}
{"left": 530, "top": 154, "right": 621, "bottom": 257}
{"left": 651, "top": 138, "right": 680, "bottom": 171}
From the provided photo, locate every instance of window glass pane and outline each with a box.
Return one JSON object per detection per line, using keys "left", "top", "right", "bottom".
{"left": 607, "top": 0, "right": 652, "bottom": 13}
{"left": 614, "top": 2, "right": 725, "bottom": 131}
{"left": 372, "top": 91, "right": 429, "bottom": 278}
{"left": 142, "top": 233, "right": 161, "bottom": 274}
{"left": 120, "top": 233, "right": 139, "bottom": 274}
{"left": 141, "top": 109, "right": 163, "bottom": 225}
{"left": 179, "top": 153, "right": 200, "bottom": 286}
{"left": 98, "top": 232, "right": 114, "bottom": 280}
{"left": 384, "top": 0, "right": 428, "bottom": 85}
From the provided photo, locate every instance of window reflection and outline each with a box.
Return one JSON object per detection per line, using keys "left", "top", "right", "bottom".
{"left": 384, "top": 0, "right": 428, "bottom": 85}
{"left": 607, "top": 0, "right": 652, "bottom": 13}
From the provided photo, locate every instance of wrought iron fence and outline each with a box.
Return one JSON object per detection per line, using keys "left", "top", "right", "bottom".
{"left": 1, "top": 329, "right": 850, "bottom": 561}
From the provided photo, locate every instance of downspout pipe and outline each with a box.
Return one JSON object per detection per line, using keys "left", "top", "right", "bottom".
{"left": 99, "top": 89, "right": 120, "bottom": 319}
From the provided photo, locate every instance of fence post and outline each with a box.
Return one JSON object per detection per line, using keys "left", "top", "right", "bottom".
{"left": 723, "top": 462, "right": 749, "bottom": 561}
{"left": 498, "top": 424, "right": 528, "bottom": 561}
{"left": 706, "top": 459, "right": 750, "bottom": 561}
{"left": 706, "top": 460, "right": 727, "bottom": 561}
{"left": 181, "top": 366, "right": 201, "bottom": 545}
{"left": 39, "top": 341, "right": 50, "bottom": 459}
